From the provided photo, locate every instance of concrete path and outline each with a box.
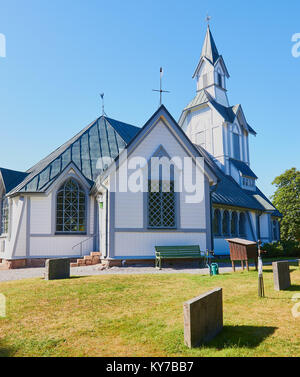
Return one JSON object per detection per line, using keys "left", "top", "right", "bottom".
{"left": 0, "top": 264, "right": 240, "bottom": 282}
{"left": 1, "top": 260, "right": 297, "bottom": 283}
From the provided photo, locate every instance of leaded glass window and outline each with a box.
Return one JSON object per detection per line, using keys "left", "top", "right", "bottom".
{"left": 148, "top": 180, "right": 176, "bottom": 229}
{"left": 56, "top": 179, "right": 86, "bottom": 233}
{"left": 1, "top": 198, "right": 9, "bottom": 234}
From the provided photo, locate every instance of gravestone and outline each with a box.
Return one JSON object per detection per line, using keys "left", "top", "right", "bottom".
{"left": 183, "top": 288, "right": 223, "bottom": 348}
{"left": 45, "top": 258, "right": 70, "bottom": 280}
{"left": 272, "top": 261, "right": 291, "bottom": 291}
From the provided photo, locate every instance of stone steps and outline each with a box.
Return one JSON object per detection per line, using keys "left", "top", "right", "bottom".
{"left": 70, "top": 252, "right": 101, "bottom": 267}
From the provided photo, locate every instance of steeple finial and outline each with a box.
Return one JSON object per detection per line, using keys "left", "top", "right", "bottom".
{"left": 100, "top": 93, "right": 107, "bottom": 116}
{"left": 206, "top": 14, "right": 211, "bottom": 26}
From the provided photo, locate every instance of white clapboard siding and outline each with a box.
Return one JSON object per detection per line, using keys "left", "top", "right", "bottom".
{"left": 30, "top": 195, "right": 52, "bottom": 234}
{"left": 114, "top": 232, "right": 206, "bottom": 257}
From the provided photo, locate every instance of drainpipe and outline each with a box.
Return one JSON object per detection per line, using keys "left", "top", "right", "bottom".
{"left": 257, "top": 211, "right": 262, "bottom": 241}
{"left": 97, "top": 178, "right": 109, "bottom": 259}
{"left": 210, "top": 183, "right": 219, "bottom": 252}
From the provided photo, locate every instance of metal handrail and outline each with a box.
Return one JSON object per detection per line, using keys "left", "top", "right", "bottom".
{"left": 72, "top": 234, "right": 97, "bottom": 257}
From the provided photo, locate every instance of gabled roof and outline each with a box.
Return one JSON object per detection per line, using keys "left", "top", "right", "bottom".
{"left": 179, "top": 90, "right": 257, "bottom": 135}
{"left": 230, "top": 158, "right": 258, "bottom": 179}
{"left": 194, "top": 144, "right": 282, "bottom": 217}
{"left": 8, "top": 116, "right": 140, "bottom": 195}
{"left": 0, "top": 168, "right": 28, "bottom": 193}
{"left": 97, "top": 105, "right": 218, "bottom": 187}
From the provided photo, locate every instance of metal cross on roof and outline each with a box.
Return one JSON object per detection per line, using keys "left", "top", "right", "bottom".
{"left": 152, "top": 67, "right": 170, "bottom": 107}
{"left": 206, "top": 14, "right": 211, "bottom": 25}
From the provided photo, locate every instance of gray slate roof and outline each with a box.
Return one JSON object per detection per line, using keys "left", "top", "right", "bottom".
{"left": 8, "top": 116, "right": 140, "bottom": 195}
{"left": 194, "top": 144, "right": 281, "bottom": 217}
{"left": 0, "top": 168, "right": 28, "bottom": 193}
{"left": 230, "top": 158, "right": 258, "bottom": 179}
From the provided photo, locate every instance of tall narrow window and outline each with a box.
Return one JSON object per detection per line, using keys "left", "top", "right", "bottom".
{"left": 56, "top": 179, "right": 86, "bottom": 233}
{"left": 213, "top": 209, "right": 221, "bottom": 236}
{"left": 222, "top": 210, "right": 230, "bottom": 236}
{"left": 231, "top": 212, "right": 238, "bottom": 236}
{"left": 272, "top": 220, "right": 278, "bottom": 240}
{"left": 233, "top": 133, "right": 240, "bottom": 160}
{"left": 148, "top": 180, "right": 176, "bottom": 229}
{"left": 239, "top": 213, "right": 246, "bottom": 237}
{"left": 217, "top": 73, "right": 223, "bottom": 88}
{"left": 1, "top": 198, "right": 9, "bottom": 234}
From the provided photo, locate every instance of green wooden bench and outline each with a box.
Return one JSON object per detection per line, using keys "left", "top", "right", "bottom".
{"left": 155, "top": 245, "right": 204, "bottom": 270}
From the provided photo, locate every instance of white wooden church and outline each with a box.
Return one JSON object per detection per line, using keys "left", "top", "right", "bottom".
{"left": 0, "top": 26, "right": 281, "bottom": 268}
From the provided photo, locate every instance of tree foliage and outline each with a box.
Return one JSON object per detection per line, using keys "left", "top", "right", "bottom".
{"left": 271, "top": 168, "right": 300, "bottom": 242}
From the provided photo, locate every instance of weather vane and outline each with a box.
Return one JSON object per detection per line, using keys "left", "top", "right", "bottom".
{"left": 152, "top": 67, "right": 170, "bottom": 107}
{"left": 206, "top": 14, "right": 211, "bottom": 25}
{"left": 100, "top": 93, "right": 107, "bottom": 116}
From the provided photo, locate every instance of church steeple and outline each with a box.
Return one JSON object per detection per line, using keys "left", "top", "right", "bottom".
{"left": 193, "top": 25, "right": 230, "bottom": 106}
{"left": 200, "top": 25, "right": 220, "bottom": 65}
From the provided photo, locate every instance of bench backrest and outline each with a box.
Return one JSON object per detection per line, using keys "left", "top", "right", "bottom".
{"left": 155, "top": 245, "right": 201, "bottom": 257}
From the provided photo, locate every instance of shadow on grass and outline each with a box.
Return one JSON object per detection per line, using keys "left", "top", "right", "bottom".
{"left": 206, "top": 325, "right": 277, "bottom": 350}
{"left": 262, "top": 267, "right": 297, "bottom": 274}
{"left": 286, "top": 285, "right": 300, "bottom": 292}
{"left": 0, "top": 342, "right": 16, "bottom": 357}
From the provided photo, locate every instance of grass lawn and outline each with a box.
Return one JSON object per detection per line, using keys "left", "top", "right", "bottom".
{"left": 0, "top": 265, "right": 300, "bottom": 357}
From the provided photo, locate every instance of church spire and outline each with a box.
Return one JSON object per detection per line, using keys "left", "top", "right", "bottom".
{"left": 201, "top": 24, "right": 220, "bottom": 65}
{"left": 192, "top": 24, "right": 230, "bottom": 106}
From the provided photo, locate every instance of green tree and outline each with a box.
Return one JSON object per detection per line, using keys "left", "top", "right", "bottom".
{"left": 271, "top": 168, "right": 300, "bottom": 242}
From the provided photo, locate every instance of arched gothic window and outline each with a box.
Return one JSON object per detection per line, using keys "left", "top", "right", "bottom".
{"left": 239, "top": 212, "right": 246, "bottom": 237}
{"left": 213, "top": 209, "right": 221, "bottom": 236}
{"left": 231, "top": 212, "right": 238, "bottom": 236}
{"left": 56, "top": 179, "right": 86, "bottom": 233}
{"left": 222, "top": 210, "right": 230, "bottom": 236}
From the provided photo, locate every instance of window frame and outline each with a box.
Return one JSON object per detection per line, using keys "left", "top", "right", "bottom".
{"left": 55, "top": 178, "right": 87, "bottom": 235}
{"left": 147, "top": 179, "right": 177, "bottom": 230}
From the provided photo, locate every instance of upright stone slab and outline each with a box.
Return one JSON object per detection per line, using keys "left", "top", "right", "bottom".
{"left": 273, "top": 261, "right": 291, "bottom": 291}
{"left": 45, "top": 258, "right": 70, "bottom": 280}
{"left": 183, "top": 288, "right": 223, "bottom": 348}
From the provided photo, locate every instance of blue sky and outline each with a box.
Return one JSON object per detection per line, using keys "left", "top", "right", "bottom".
{"left": 0, "top": 0, "right": 299, "bottom": 198}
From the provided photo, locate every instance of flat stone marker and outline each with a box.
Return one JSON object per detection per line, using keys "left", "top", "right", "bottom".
{"left": 183, "top": 288, "right": 223, "bottom": 348}
{"left": 45, "top": 258, "right": 70, "bottom": 280}
{"left": 273, "top": 261, "right": 291, "bottom": 291}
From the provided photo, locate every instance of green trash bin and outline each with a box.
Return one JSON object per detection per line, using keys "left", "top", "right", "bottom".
{"left": 211, "top": 263, "right": 219, "bottom": 276}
